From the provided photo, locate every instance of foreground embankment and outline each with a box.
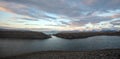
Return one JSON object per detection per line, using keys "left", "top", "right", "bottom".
{"left": 1, "top": 49, "right": 120, "bottom": 59}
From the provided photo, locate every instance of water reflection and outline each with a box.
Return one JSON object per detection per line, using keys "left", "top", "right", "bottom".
{"left": 0, "top": 36, "right": 120, "bottom": 57}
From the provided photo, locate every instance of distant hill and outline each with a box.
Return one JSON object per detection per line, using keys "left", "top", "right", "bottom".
{"left": 54, "top": 31, "right": 120, "bottom": 39}
{"left": 0, "top": 30, "right": 51, "bottom": 39}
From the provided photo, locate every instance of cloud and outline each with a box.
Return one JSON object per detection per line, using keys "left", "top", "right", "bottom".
{"left": 111, "top": 20, "right": 120, "bottom": 25}
{"left": 28, "top": 28, "right": 56, "bottom": 31}
{"left": 60, "top": 21, "right": 70, "bottom": 25}
{"left": 24, "top": 24, "right": 39, "bottom": 25}
{"left": 20, "top": 18, "right": 38, "bottom": 21}
{"left": 13, "top": 21, "right": 25, "bottom": 23}
{"left": 0, "top": 26, "right": 20, "bottom": 30}
{"left": 44, "top": 15, "right": 57, "bottom": 20}
{"left": 111, "top": 14, "right": 120, "bottom": 18}
{"left": 82, "top": 0, "right": 120, "bottom": 10}
{"left": 0, "top": 0, "right": 120, "bottom": 31}
{"left": 82, "top": 0, "right": 97, "bottom": 6}
{"left": 0, "top": 1, "right": 46, "bottom": 19}
{"left": 69, "top": 16, "right": 112, "bottom": 26}
{"left": 0, "top": 7, "right": 12, "bottom": 13}
{"left": 0, "top": 0, "right": 120, "bottom": 18}
{"left": 0, "top": 0, "right": 91, "bottom": 18}
{"left": 46, "top": 24, "right": 65, "bottom": 27}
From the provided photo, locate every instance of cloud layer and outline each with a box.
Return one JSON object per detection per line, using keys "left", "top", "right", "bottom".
{"left": 0, "top": 0, "right": 120, "bottom": 31}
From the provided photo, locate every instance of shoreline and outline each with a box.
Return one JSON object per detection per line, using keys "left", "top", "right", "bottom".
{"left": 54, "top": 31, "right": 120, "bottom": 39}
{"left": 0, "top": 30, "right": 51, "bottom": 39}
{"left": 1, "top": 49, "right": 120, "bottom": 59}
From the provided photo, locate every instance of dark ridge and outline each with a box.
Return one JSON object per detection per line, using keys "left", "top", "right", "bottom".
{"left": 54, "top": 31, "right": 120, "bottom": 39}
{"left": 0, "top": 30, "right": 51, "bottom": 39}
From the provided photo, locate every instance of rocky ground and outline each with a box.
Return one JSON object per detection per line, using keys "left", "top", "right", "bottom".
{"left": 1, "top": 49, "right": 120, "bottom": 59}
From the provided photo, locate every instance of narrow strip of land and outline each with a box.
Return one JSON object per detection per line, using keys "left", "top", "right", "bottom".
{"left": 0, "top": 30, "right": 51, "bottom": 39}
{"left": 54, "top": 31, "right": 120, "bottom": 39}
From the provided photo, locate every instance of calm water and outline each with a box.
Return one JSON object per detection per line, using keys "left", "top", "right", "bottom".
{"left": 0, "top": 36, "right": 120, "bottom": 57}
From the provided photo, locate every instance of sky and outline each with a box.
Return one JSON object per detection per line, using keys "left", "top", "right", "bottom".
{"left": 0, "top": 0, "right": 120, "bottom": 31}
